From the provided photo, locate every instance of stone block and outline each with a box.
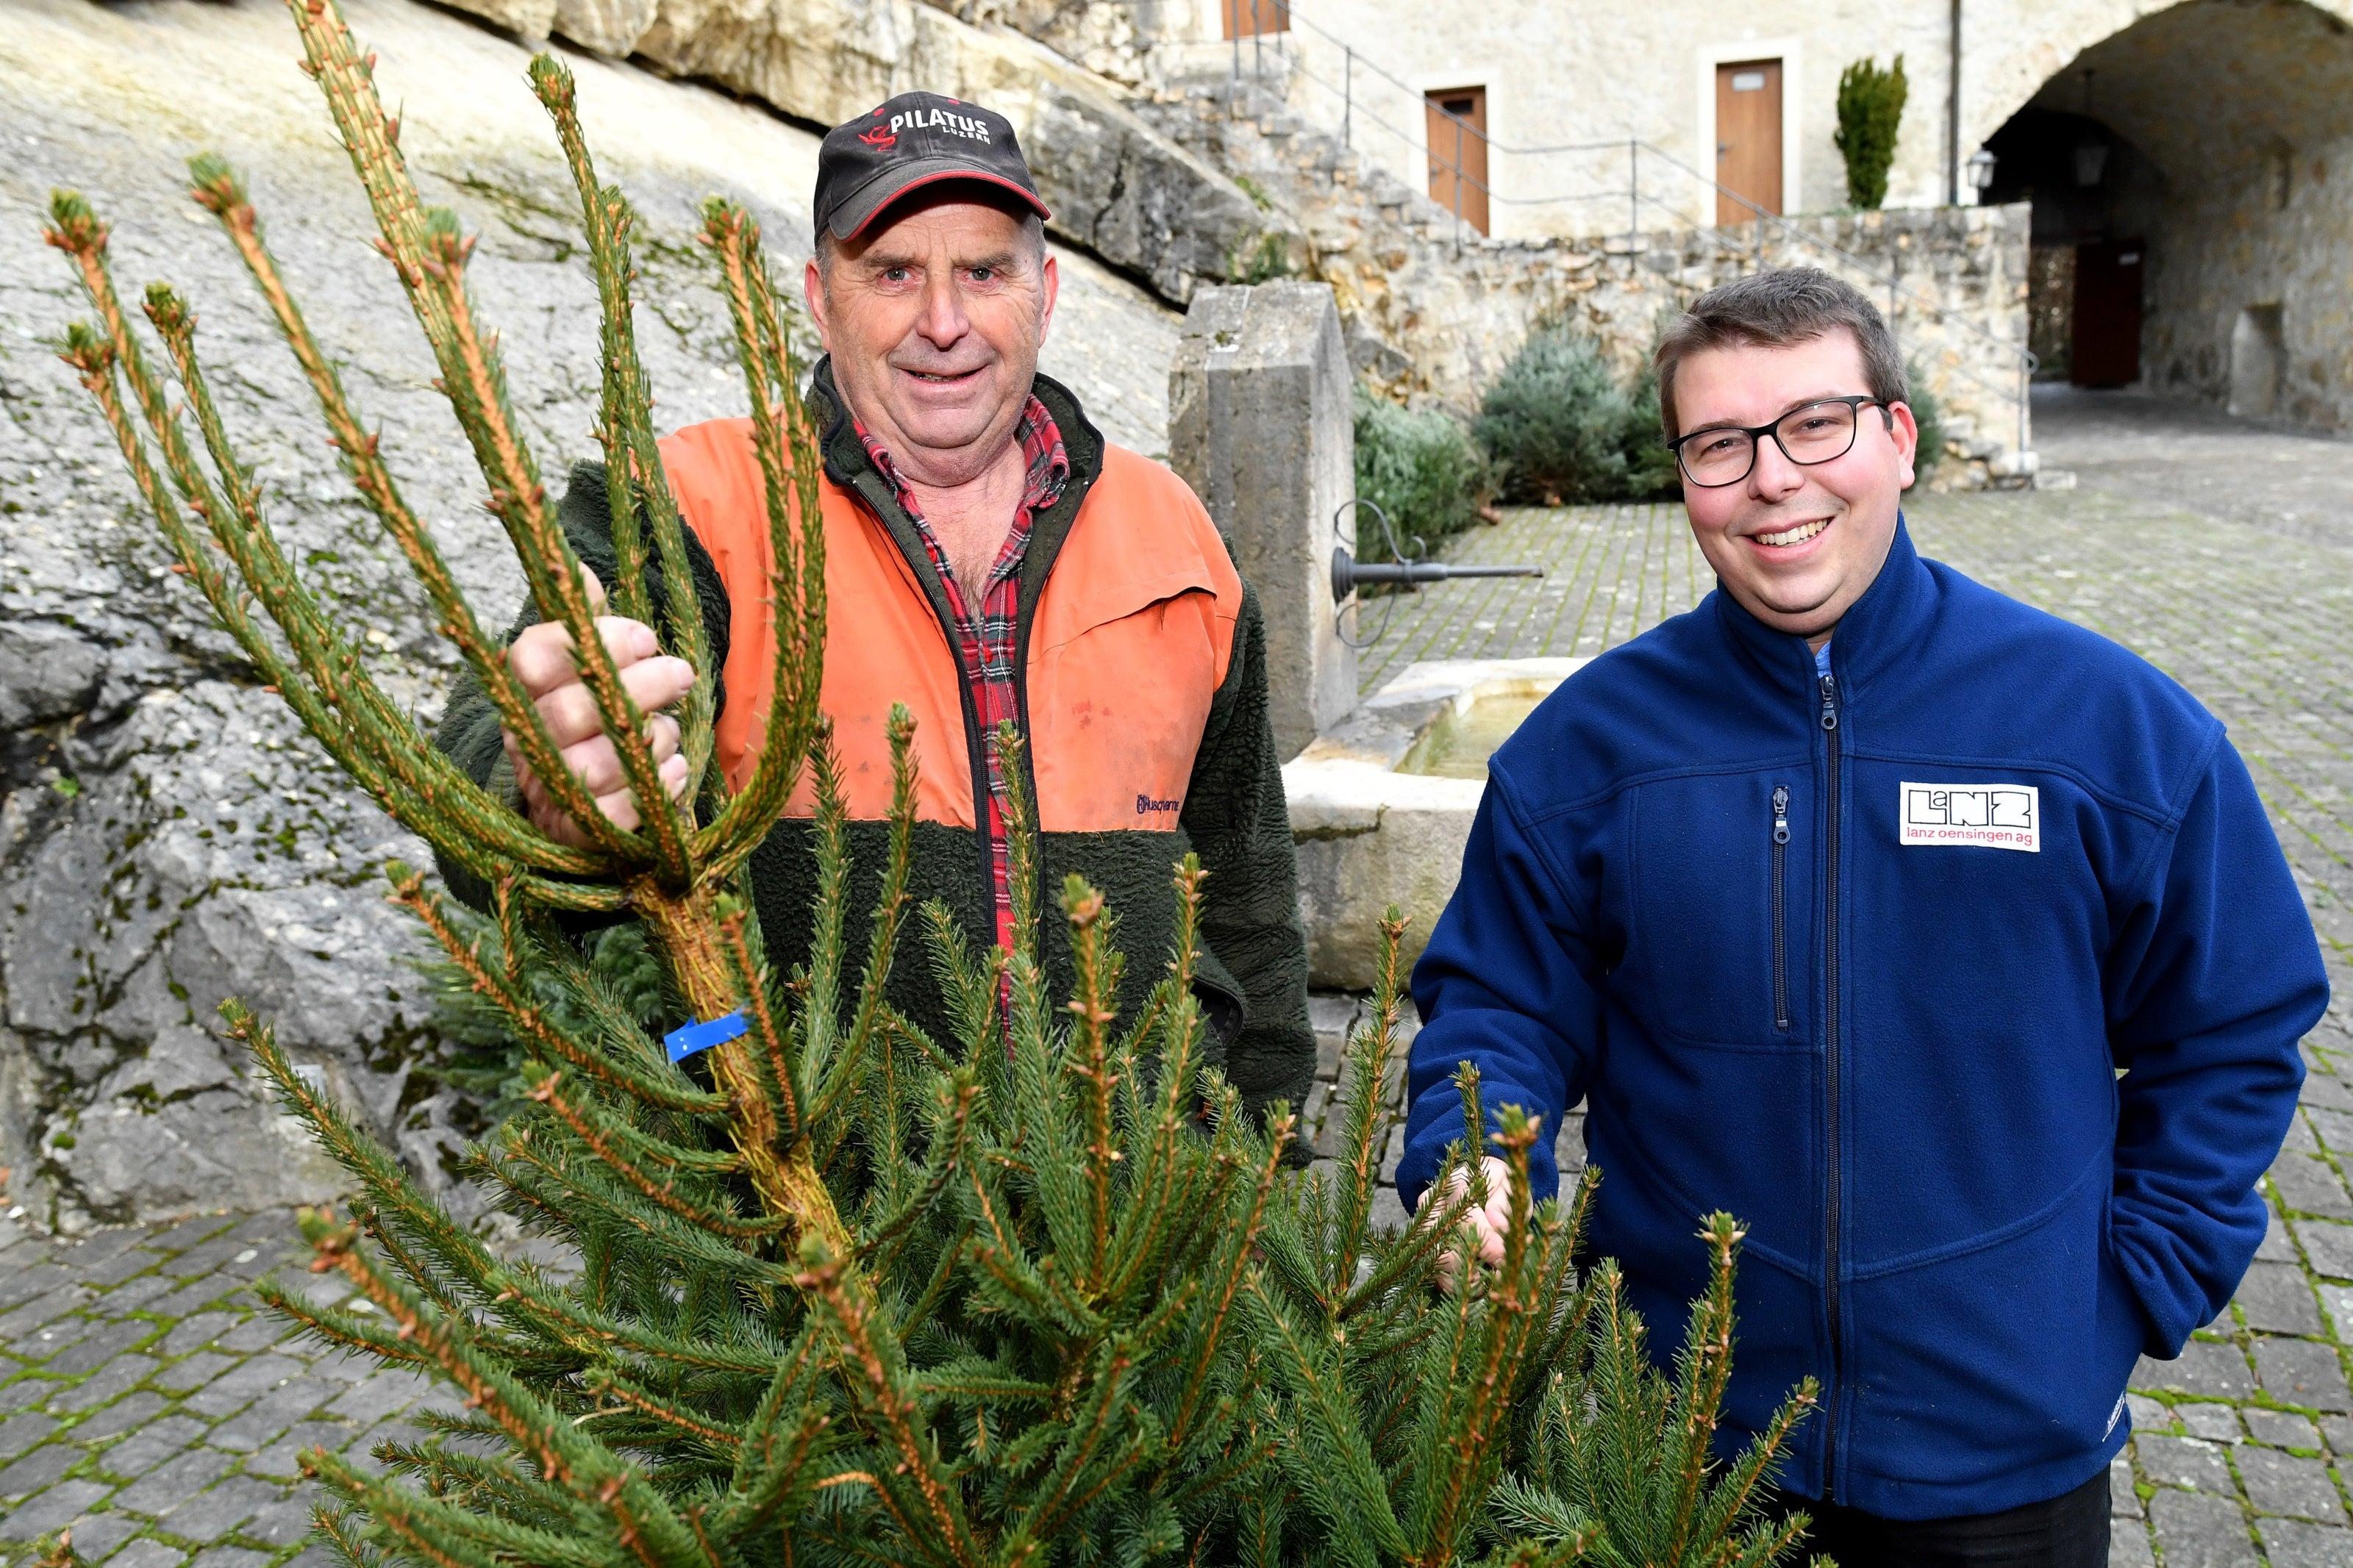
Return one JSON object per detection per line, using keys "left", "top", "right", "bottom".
{"left": 245, "top": 1420, "right": 362, "bottom": 1481}
{"left": 186, "top": 1548, "right": 271, "bottom": 1568}
{"left": 93, "top": 1414, "right": 208, "bottom": 1481}
{"left": 2136, "top": 1342, "right": 2254, "bottom": 1400}
{"left": 0, "top": 1410, "right": 57, "bottom": 1461}
{"left": 71, "top": 1392, "right": 167, "bottom": 1443}
{"left": 2236, "top": 1446, "right": 2345, "bottom": 1522}
{"left": 47, "top": 1320, "right": 157, "bottom": 1377}
{"left": 2323, "top": 1414, "right": 2353, "bottom": 1454}
{"left": 2110, "top": 1454, "right": 2141, "bottom": 1517}
{"left": 1170, "top": 282, "right": 1357, "bottom": 762}
{"left": 112, "top": 1446, "right": 232, "bottom": 1517}
{"left": 241, "top": 1490, "right": 321, "bottom": 1547}
{"left": 0, "top": 1439, "right": 76, "bottom": 1500}
{"left": 2241, "top": 1407, "right": 2321, "bottom": 1450}
{"left": 53, "top": 1356, "right": 163, "bottom": 1413}
{"left": 153, "top": 1353, "right": 239, "bottom": 1396}
{"left": 2271, "top": 1154, "right": 2353, "bottom": 1219}
{"left": 2296, "top": 1218, "right": 2353, "bottom": 1280}
{"left": 2180, "top": 1403, "right": 2243, "bottom": 1442}
{"left": 2135, "top": 1435, "right": 2235, "bottom": 1493}
{"left": 2110, "top": 1518, "right": 2157, "bottom": 1567}
{"left": 2261, "top": 1519, "right": 2353, "bottom": 1568}
{"left": 110, "top": 1542, "right": 190, "bottom": 1568}
{"left": 0, "top": 1478, "right": 111, "bottom": 1541}
{"left": 2258, "top": 1213, "right": 2299, "bottom": 1264}
{"left": 158, "top": 1314, "right": 243, "bottom": 1360}
{"left": 2254, "top": 1338, "right": 2353, "bottom": 1412}
{"left": 2236, "top": 1263, "right": 2324, "bottom": 1336}
{"left": 65, "top": 1512, "right": 146, "bottom": 1562}
{"left": 160, "top": 1473, "right": 283, "bottom": 1539}
{"left": 2147, "top": 1488, "right": 2260, "bottom": 1568}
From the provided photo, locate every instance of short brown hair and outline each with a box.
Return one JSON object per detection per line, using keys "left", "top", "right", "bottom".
{"left": 1652, "top": 268, "right": 1906, "bottom": 440}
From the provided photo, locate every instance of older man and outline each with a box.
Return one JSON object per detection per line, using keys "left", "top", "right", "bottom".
{"left": 433, "top": 93, "right": 1315, "bottom": 1124}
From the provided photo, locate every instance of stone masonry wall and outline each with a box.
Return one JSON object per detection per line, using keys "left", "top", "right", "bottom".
{"left": 1144, "top": 79, "right": 2038, "bottom": 484}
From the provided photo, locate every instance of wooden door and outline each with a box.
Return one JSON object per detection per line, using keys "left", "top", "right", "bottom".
{"left": 1220, "top": 0, "right": 1287, "bottom": 38}
{"left": 1426, "top": 87, "right": 1490, "bottom": 235}
{"left": 2071, "top": 238, "right": 2144, "bottom": 387}
{"left": 1715, "top": 60, "right": 1782, "bottom": 227}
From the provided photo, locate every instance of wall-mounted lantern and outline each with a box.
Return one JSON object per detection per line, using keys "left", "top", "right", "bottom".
{"left": 2072, "top": 139, "right": 2110, "bottom": 187}
{"left": 1965, "top": 148, "right": 1998, "bottom": 193}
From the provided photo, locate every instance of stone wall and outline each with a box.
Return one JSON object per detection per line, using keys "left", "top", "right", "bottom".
{"left": 1144, "top": 80, "right": 2037, "bottom": 484}
{"left": 0, "top": 0, "right": 1182, "bottom": 1231}
{"left": 430, "top": 0, "right": 1282, "bottom": 304}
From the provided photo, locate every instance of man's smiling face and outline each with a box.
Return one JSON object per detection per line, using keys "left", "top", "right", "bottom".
{"left": 1674, "top": 329, "right": 1917, "bottom": 646}
{"left": 804, "top": 189, "right": 1056, "bottom": 489}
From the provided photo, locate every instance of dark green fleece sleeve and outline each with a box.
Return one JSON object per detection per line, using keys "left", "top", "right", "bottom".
{"left": 429, "top": 460, "right": 730, "bottom": 910}
{"left": 1181, "top": 577, "right": 1317, "bottom": 1142}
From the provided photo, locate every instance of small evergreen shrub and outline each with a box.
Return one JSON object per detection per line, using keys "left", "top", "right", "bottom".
{"left": 1474, "top": 327, "right": 1677, "bottom": 505}
{"left": 1352, "top": 383, "right": 1487, "bottom": 558}
{"left": 1834, "top": 56, "right": 1908, "bottom": 210}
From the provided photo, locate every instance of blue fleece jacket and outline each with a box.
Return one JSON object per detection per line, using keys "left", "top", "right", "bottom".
{"left": 1399, "top": 520, "right": 2327, "bottom": 1520}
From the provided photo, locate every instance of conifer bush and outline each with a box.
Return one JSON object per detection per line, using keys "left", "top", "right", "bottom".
{"left": 1832, "top": 57, "right": 1908, "bottom": 212}
{"left": 1473, "top": 329, "right": 1677, "bottom": 506}
{"left": 39, "top": 1, "right": 1820, "bottom": 1561}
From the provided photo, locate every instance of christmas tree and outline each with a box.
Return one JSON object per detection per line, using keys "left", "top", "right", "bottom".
{"left": 40, "top": 1, "right": 1820, "bottom": 1561}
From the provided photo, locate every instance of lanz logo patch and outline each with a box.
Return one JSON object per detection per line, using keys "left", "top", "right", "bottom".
{"left": 1899, "top": 781, "right": 2039, "bottom": 852}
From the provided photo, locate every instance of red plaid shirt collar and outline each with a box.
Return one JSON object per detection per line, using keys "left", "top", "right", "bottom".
{"left": 850, "top": 396, "right": 1069, "bottom": 972}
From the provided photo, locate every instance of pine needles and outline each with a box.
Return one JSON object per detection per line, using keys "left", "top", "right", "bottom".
{"left": 40, "top": 2, "right": 1821, "bottom": 1562}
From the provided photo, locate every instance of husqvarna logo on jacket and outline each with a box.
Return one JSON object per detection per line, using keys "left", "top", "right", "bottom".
{"left": 1899, "top": 781, "right": 2040, "bottom": 852}
{"left": 1137, "top": 794, "right": 1181, "bottom": 816}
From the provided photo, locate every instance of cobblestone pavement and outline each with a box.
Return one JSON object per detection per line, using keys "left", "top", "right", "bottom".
{"left": 5, "top": 458, "right": 2351, "bottom": 1564}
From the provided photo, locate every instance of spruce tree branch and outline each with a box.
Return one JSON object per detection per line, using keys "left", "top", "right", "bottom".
{"left": 1167, "top": 1115, "right": 1293, "bottom": 1454}
{"left": 1332, "top": 907, "right": 1410, "bottom": 1301}
{"left": 526, "top": 1070, "right": 791, "bottom": 1240}
{"left": 132, "top": 279, "right": 615, "bottom": 901}
{"left": 581, "top": 1371, "right": 746, "bottom": 1451}
{"left": 284, "top": 0, "right": 690, "bottom": 888}
{"left": 393, "top": 870, "right": 725, "bottom": 1115}
{"left": 182, "top": 157, "right": 626, "bottom": 868}
{"left": 1061, "top": 877, "right": 1121, "bottom": 1297}
{"left": 1663, "top": 1214, "right": 1748, "bottom": 1562}
{"left": 793, "top": 1249, "right": 982, "bottom": 1568}
{"left": 301, "top": 1207, "right": 706, "bottom": 1567}
{"left": 529, "top": 57, "right": 716, "bottom": 798}
{"left": 692, "top": 199, "right": 824, "bottom": 878}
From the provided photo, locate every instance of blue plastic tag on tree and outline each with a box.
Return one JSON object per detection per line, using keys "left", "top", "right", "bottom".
{"left": 665, "top": 1010, "right": 749, "bottom": 1063}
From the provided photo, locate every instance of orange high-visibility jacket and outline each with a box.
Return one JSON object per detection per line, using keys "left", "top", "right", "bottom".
{"left": 432, "top": 365, "right": 1315, "bottom": 1125}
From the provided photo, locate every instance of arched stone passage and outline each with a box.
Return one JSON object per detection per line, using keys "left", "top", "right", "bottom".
{"left": 1974, "top": 0, "right": 2353, "bottom": 428}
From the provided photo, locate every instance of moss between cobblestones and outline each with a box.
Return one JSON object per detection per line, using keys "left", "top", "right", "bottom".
{"left": 0, "top": 1209, "right": 452, "bottom": 1567}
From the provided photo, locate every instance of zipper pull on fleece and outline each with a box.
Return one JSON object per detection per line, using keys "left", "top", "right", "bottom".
{"left": 1818, "top": 672, "right": 1840, "bottom": 731}
{"left": 1772, "top": 785, "right": 1790, "bottom": 845}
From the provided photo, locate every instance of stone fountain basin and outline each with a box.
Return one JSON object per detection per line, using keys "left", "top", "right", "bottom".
{"left": 1282, "top": 657, "right": 1587, "bottom": 992}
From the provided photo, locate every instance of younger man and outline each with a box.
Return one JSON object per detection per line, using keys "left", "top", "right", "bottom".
{"left": 1400, "top": 269, "right": 2327, "bottom": 1564}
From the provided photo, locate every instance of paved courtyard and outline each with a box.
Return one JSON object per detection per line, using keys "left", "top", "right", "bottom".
{"left": 4, "top": 392, "right": 2352, "bottom": 1565}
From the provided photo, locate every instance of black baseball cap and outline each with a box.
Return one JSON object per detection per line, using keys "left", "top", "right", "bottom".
{"left": 814, "top": 92, "right": 1051, "bottom": 243}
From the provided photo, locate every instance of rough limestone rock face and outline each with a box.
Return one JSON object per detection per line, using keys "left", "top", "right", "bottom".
{"left": 0, "top": 0, "right": 1179, "bottom": 1231}
{"left": 427, "top": 0, "right": 1281, "bottom": 304}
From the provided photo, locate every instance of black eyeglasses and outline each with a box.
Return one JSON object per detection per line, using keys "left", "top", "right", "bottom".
{"left": 1666, "top": 395, "right": 1895, "bottom": 487}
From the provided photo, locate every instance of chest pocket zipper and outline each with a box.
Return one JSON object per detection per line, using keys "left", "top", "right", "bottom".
{"left": 1771, "top": 784, "right": 1791, "bottom": 1031}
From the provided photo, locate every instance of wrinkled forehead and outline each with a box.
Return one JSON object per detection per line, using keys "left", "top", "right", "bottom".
{"left": 1673, "top": 329, "right": 1871, "bottom": 429}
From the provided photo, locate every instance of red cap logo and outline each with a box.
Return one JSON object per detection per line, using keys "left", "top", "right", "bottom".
{"left": 858, "top": 126, "right": 897, "bottom": 149}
